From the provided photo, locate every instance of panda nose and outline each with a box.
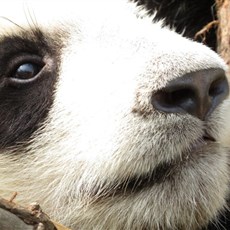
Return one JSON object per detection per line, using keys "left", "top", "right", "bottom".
{"left": 151, "top": 68, "right": 229, "bottom": 120}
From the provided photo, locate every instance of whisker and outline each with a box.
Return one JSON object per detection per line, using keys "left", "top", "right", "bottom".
{"left": 0, "top": 16, "right": 25, "bottom": 30}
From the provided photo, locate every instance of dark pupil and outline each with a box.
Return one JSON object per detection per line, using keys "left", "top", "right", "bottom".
{"left": 14, "top": 63, "right": 39, "bottom": 79}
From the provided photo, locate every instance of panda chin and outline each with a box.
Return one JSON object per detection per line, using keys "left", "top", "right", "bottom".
{"left": 90, "top": 136, "right": 218, "bottom": 198}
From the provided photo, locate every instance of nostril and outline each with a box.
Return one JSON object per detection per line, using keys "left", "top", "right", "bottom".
{"left": 152, "top": 88, "right": 195, "bottom": 114}
{"left": 170, "top": 89, "right": 194, "bottom": 106}
{"left": 209, "top": 77, "right": 228, "bottom": 98}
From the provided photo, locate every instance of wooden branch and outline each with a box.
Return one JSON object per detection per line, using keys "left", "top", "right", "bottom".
{"left": 0, "top": 195, "right": 71, "bottom": 230}
{"left": 194, "top": 0, "right": 230, "bottom": 77}
{"left": 194, "top": 20, "right": 219, "bottom": 42}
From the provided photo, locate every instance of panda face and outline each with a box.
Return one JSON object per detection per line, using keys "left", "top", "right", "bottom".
{"left": 0, "top": 1, "right": 229, "bottom": 229}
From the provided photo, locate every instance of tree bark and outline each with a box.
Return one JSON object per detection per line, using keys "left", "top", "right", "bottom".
{"left": 216, "top": 0, "right": 230, "bottom": 77}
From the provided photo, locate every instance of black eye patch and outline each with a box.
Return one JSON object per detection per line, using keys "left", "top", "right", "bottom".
{"left": 0, "top": 28, "right": 63, "bottom": 148}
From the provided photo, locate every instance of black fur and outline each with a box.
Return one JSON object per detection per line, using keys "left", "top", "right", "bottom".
{"left": 135, "top": 0, "right": 217, "bottom": 50}
{"left": 0, "top": 28, "right": 63, "bottom": 148}
{"left": 205, "top": 204, "right": 230, "bottom": 230}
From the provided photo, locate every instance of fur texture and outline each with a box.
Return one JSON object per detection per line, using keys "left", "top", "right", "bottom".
{"left": 135, "top": 0, "right": 217, "bottom": 50}
{"left": 0, "top": 1, "right": 229, "bottom": 229}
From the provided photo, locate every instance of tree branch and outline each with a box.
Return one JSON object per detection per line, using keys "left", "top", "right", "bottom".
{"left": 0, "top": 195, "right": 70, "bottom": 230}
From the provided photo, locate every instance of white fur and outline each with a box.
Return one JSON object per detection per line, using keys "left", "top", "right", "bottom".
{"left": 0, "top": 1, "right": 229, "bottom": 229}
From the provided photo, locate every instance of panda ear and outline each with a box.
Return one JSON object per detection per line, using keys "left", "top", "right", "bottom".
{"left": 139, "top": 0, "right": 217, "bottom": 50}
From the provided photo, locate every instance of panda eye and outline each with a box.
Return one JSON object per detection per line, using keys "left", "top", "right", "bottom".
{"left": 13, "top": 63, "right": 42, "bottom": 80}
{"left": 7, "top": 56, "right": 45, "bottom": 85}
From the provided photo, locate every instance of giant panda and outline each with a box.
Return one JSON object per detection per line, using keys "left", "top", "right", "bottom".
{"left": 0, "top": 0, "right": 229, "bottom": 229}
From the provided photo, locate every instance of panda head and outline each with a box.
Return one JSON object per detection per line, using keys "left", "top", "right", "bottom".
{"left": 0, "top": 1, "right": 229, "bottom": 229}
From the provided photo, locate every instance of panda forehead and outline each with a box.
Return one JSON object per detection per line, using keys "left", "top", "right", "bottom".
{"left": 0, "top": 0, "right": 179, "bottom": 51}
{"left": 0, "top": 0, "right": 137, "bottom": 32}
{"left": 0, "top": 0, "right": 146, "bottom": 55}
